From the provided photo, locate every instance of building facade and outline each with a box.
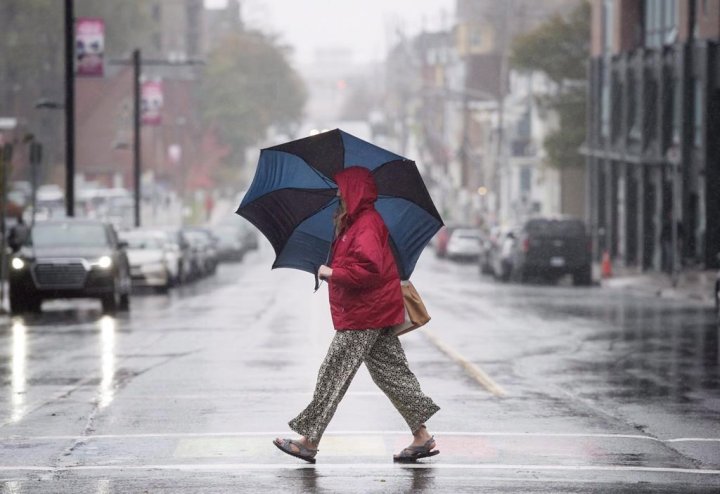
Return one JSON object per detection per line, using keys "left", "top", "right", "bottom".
{"left": 584, "top": 0, "right": 720, "bottom": 271}
{"left": 381, "top": 0, "right": 583, "bottom": 227}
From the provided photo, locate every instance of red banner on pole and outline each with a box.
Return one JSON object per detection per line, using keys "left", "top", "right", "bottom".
{"left": 141, "top": 80, "right": 163, "bottom": 126}
{"left": 75, "top": 18, "right": 105, "bottom": 77}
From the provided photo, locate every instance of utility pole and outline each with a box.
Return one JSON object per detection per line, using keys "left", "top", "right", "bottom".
{"left": 64, "top": 0, "right": 75, "bottom": 217}
{"left": 30, "top": 141, "right": 42, "bottom": 226}
{"left": 675, "top": 0, "right": 697, "bottom": 285}
{"left": 133, "top": 49, "right": 141, "bottom": 228}
{"left": 111, "top": 54, "right": 203, "bottom": 228}
{"left": 494, "top": 0, "right": 511, "bottom": 220}
{"left": 0, "top": 142, "right": 12, "bottom": 311}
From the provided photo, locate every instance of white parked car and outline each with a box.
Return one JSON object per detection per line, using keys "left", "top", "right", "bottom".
{"left": 120, "top": 230, "right": 175, "bottom": 293}
{"left": 446, "top": 228, "right": 483, "bottom": 262}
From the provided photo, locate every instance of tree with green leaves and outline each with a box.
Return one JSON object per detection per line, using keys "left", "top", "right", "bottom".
{"left": 200, "top": 31, "right": 307, "bottom": 181}
{"left": 510, "top": 1, "right": 590, "bottom": 169}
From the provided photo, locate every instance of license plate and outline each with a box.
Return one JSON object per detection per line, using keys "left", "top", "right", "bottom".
{"left": 550, "top": 256, "right": 565, "bottom": 267}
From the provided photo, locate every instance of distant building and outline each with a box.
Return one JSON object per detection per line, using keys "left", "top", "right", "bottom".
{"left": 584, "top": 0, "right": 720, "bottom": 270}
{"left": 420, "top": 0, "right": 579, "bottom": 226}
{"left": 203, "top": 0, "right": 243, "bottom": 52}
{"left": 148, "top": 0, "right": 205, "bottom": 60}
{"left": 75, "top": 69, "right": 213, "bottom": 193}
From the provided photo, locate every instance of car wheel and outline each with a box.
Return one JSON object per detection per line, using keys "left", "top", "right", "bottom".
{"left": 10, "top": 285, "right": 41, "bottom": 314}
{"left": 480, "top": 261, "right": 492, "bottom": 275}
{"left": 500, "top": 262, "right": 512, "bottom": 282}
{"left": 119, "top": 293, "right": 130, "bottom": 311}
{"left": 511, "top": 266, "right": 527, "bottom": 284}
{"left": 9, "top": 286, "right": 27, "bottom": 314}
{"left": 101, "top": 293, "right": 118, "bottom": 313}
{"left": 573, "top": 265, "right": 593, "bottom": 286}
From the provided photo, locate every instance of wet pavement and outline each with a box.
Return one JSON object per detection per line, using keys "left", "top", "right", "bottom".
{"left": 0, "top": 243, "right": 718, "bottom": 492}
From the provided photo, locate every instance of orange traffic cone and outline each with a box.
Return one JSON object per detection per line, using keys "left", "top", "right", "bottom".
{"left": 601, "top": 251, "right": 612, "bottom": 278}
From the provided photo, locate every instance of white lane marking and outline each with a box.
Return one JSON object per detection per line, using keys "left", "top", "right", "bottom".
{"left": 0, "top": 463, "right": 719, "bottom": 476}
{"left": 3, "top": 431, "right": 719, "bottom": 443}
{"left": 421, "top": 328, "right": 507, "bottom": 397}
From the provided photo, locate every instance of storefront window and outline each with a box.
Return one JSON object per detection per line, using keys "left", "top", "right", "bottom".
{"left": 644, "top": 0, "right": 677, "bottom": 48}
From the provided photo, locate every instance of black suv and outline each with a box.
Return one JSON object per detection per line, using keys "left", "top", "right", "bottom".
{"left": 510, "top": 217, "right": 592, "bottom": 286}
{"left": 9, "top": 219, "right": 132, "bottom": 314}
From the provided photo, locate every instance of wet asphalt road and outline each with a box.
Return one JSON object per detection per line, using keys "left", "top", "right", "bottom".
{"left": 0, "top": 243, "right": 718, "bottom": 493}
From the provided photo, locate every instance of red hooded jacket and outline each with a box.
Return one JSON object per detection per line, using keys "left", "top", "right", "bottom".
{"left": 329, "top": 167, "right": 405, "bottom": 330}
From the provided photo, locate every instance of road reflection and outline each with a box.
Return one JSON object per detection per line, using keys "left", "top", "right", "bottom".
{"left": 10, "top": 319, "right": 27, "bottom": 423}
{"left": 96, "top": 479, "right": 111, "bottom": 494}
{"left": 2, "top": 481, "right": 21, "bottom": 494}
{"left": 523, "top": 290, "right": 719, "bottom": 403}
{"left": 98, "top": 316, "right": 116, "bottom": 409}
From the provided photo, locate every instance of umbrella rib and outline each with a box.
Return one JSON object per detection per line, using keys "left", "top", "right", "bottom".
{"left": 307, "top": 163, "right": 336, "bottom": 188}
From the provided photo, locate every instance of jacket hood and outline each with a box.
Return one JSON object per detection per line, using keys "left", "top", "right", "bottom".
{"left": 334, "top": 166, "right": 377, "bottom": 222}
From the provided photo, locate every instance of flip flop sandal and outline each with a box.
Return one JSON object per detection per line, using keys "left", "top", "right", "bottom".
{"left": 273, "top": 438, "right": 318, "bottom": 464}
{"left": 393, "top": 436, "right": 440, "bottom": 463}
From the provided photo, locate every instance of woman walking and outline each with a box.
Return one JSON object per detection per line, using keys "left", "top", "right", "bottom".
{"left": 273, "top": 166, "right": 440, "bottom": 463}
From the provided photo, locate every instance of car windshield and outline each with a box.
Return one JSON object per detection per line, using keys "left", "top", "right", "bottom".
{"left": 526, "top": 219, "right": 585, "bottom": 236}
{"left": 32, "top": 223, "right": 109, "bottom": 247}
{"left": 214, "top": 229, "right": 238, "bottom": 241}
{"left": 184, "top": 231, "right": 207, "bottom": 244}
{"left": 122, "top": 234, "right": 165, "bottom": 250}
{"left": 453, "top": 229, "right": 481, "bottom": 240}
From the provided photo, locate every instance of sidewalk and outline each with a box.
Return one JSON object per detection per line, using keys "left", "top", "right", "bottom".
{"left": 599, "top": 264, "right": 717, "bottom": 305}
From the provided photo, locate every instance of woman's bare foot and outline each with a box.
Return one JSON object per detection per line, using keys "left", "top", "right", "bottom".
{"left": 273, "top": 436, "right": 318, "bottom": 453}
{"left": 409, "top": 424, "right": 433, "bottom": 448}
{"left": 393, "top": 425, "right": 439, "bottom": 462}
{"left": 273, "top": 436, "right": 319, "bottom": 463}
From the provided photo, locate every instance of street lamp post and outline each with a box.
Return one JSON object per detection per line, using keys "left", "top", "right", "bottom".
{"left": 132, "top": 49, "right": 141, "bottom": 228}
{"left": 64, "top": 0, "right": 75, "bottom": 217}
{"left": 110, "top": 54, "right": 203, "bottom": 228}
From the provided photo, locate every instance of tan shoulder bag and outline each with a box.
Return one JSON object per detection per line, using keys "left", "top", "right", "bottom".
{"left": 392, "top": 280, "right": 431, "bottom": 336}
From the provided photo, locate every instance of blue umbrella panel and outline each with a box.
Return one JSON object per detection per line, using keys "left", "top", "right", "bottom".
{"left": 237, "top": 129, "right": 443, "bottom": 281}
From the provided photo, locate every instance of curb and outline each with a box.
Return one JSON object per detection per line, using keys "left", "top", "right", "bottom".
{"left": 601, "top": 278, "right": 714, "bottom": 305}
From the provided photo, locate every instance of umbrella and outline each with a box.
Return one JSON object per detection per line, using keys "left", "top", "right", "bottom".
{"left": 236, "top": 129, "right": 443, "bottom": 283}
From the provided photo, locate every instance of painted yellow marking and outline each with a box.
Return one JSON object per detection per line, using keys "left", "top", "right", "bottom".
{"left": 421, "top": 328, "right": 507, "bottom": 397}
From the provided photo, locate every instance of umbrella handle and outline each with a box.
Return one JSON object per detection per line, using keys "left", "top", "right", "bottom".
{"left": 314, "top": 270, "right": 321, "bottom": 292}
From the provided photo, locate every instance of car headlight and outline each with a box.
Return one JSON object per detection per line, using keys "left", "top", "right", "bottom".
{"left": 94, "top": 256, "right": 113, "bottom": 269}
{"left": 11, "top": 258, "right": 25, "bottom": 270}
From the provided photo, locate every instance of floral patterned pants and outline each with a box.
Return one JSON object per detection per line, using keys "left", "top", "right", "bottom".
{"left": 289, "top": 327, "right": 440, "bottom": 443}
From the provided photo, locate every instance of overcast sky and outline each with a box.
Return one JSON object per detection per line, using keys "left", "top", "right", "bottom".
{"left": 206, "top": 0, "right": 455, "bottom": 65}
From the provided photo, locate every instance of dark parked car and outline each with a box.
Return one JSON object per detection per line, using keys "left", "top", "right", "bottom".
{"left": 212, "top": 225, "right": 246, "bottom": 262}
{"left": 509, "top": 217, "right": 592, "bottom": 285}
{"left": 8, "top": 219, "right": 131, "bottom": 313}
{"left": 183, "top": 227, "right": 219, "bottom": 276}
